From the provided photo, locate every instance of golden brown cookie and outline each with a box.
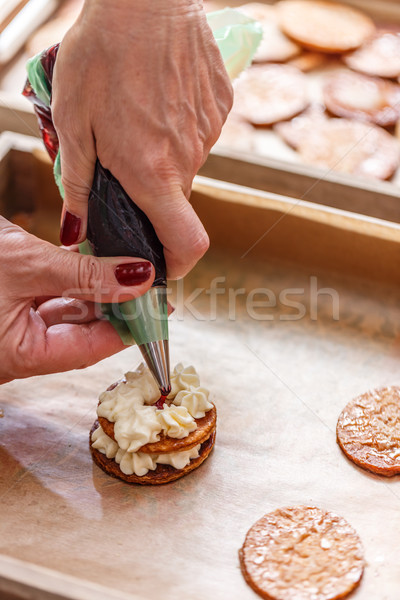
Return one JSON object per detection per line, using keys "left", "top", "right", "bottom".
{"left": 278, "top": 0, "right": 375, "bottom": 53}
{"left": 215, "top": 113, "right": 256, "bottom": 153}
{"left": 323, "top": 71, "right": 400, "bottom": 127}
{"left": 90, "top": 421, "right": 216, "bottom": 485}
{"left": 98, "top": 403, "right": 217, "bottom": 454}
{"left": 297, "top": 118, "right": 400, "bottom": 180}
{"left": 337, "top": 386, "right": 400, "bottom": 477}
{"left": 287, "top": 50, "right": 327, "bottom": 72}
{"left": 233, "top": 64, "right": 309, "bottom": 126}
{"left": 274, "top": 104, "right": 328, "bottom": 149}
{"left": 239, "top": 506, "right": 364, "bottom": 600}
{"left": 344, "top": 31, "right": 400, "bottom": 79}
{"left": 238, "top": 3, "right": 301, "bottom": 63}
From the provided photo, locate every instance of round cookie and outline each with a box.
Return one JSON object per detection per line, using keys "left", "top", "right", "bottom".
{"left": 274, "top": 104, "right": 328, "bottom": 149}
{"left": 297, "top": 118, "right": 400, "bottom": 180}
{"left": 233, "top": 64, "right": 309, "bottom": 126}
{"left": 239, "top": 506, "right": 364, "bottom": 600}
{"left": 215, "top": 114, "right": 256, "bottom": 153}
{"left": 323, "top": 71, "right": 400, "bottom": 127}
{"left": 344, "top": 31, "right": 400, "bottom": 79}
{"left": 98, "top": 403, "right": 217, "bottom": 454}
{"left": 90, "top": 421, "right": 216, "bottom": 485}
{"left": 337, "top": 386, "right": 400, "bottom": 477}
{"left": 238, "top": 3, "right": 301, "bottom": 63}
{"left": 288, "top": 50, "right": 327, "bottom": 72}
{"left": 277, "top": 0, "right": 375, "bottom": 53}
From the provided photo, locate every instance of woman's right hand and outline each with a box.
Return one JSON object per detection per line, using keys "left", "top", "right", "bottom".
{"left": 52, "top": 0, "right": 233, "bottom": 280}
{"left": 0, "top": 217, "right": 155, "bottom": 384}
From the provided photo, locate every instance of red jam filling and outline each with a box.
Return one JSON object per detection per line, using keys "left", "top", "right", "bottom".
{"left": 155, "top": 395, "right": 167, "bottom": 410}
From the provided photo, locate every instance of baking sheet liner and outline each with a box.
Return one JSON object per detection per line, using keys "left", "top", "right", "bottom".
{"left": 0, "top": 250, "right": 400, "bottom": 599}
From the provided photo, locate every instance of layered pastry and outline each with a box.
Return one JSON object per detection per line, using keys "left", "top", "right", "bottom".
{"left": 90, "top": 363, "right": 216, "bottom": 485}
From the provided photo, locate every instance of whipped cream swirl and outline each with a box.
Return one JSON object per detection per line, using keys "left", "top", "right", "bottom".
{"left": 92, "top": 425, "right": 200, "bottom": 476}
{"left": 93, "top": 363, "right": 212, "bottom": 474}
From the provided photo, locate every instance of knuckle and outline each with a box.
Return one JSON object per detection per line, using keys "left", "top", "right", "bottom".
{"left": 61, "top": 175, "right": 90, "bottom": 205}
{"left": 14, "top": 345, "right": 39, "bottom": 376}
{"left": 0, "top": 223, "right": 43, "bottom": 285}
{"left": 192, "top": 230, "right": 210, "bottom": 258}
{"left": 78, "top": 257, "right": 104, "bottom": 293}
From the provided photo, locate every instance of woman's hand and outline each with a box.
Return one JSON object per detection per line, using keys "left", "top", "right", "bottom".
{"left": 0, "top": 217, "right": 155, "bottom": 384}
{"left": 52, "top": 0, "right": 233, "bottom": 280}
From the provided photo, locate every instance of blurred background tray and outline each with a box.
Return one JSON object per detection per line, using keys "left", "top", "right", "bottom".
{"left": 1, "top": 0, "right": 400, "bottom": 224}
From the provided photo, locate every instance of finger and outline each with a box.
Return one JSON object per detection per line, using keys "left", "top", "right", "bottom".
{"left": 60, "top": 243, "right": 81, "bottom": 253}
{"left": 34, "top": 320, "right": 128, "bottom": 375}
{"left": 147, "top": 188, "right": 209, "bottom": 280}
{"left": 39, "top": 297, "right": 175, "bottom": 327}
{"left": 35, "top": 295, "right": 57, "bottom": 307}
{"left": 120, "top": 184, "right": 209, "bottom": 280}
{"left": 37, "top": 297, "right": 101, "bottom": 327}
{"left": 13, "top": 235, "right": 155, "bottom": 303}
{"left": 57, "top": 132, "right": 95, "bottom": 246}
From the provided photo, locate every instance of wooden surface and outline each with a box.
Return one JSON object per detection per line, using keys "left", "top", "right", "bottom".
{"left": 192, "top": 176, "right": 400, "bottom": 285}
{"left": 200, "top": 151, "right": 400, "bottom": 225}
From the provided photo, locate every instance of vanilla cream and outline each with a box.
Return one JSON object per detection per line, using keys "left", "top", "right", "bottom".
{"left": 168, "top": 363, "right": 200, "bottom": 398}
{"left": 92, "top": 425, "right": 200, "bottom": 476}
{"left": 156, "top": 404, "right": 197, "bottom": 438}
{"left": 174, "top": 387, "right": 213, "bottom": 419}
{"left": 92, "top": 363, "right": 212, "bottom": 477}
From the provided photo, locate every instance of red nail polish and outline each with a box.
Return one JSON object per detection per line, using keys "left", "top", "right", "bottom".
{"left": 60, "top": 211, "right": 81, "bottom": 246}
{"left": 115, "top": 262, "right": 152, "bottom": 286}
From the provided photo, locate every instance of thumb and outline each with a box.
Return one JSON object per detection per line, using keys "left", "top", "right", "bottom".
{"left": 24, "top": 239, "right": 155, "bottom": 304}
{"left": 125, "top": 185, "right": 209, "bottom": 281}
{"left": 57, "top": 133, "right": 95, "bottom": 246}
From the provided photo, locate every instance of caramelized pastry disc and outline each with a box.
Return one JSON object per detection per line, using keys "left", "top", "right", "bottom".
{"left": 98, "top": 403, "right": 217, "bottom": 454}
{"left": 239, "top": 506, "right": 364, "bottom": 600}
{"left": 274, "top": 104, "right": 328, "bottom": 149}
{"left": 323, "top": 71, "right": 400, "bottom": 127}
{"left": 344, "top": 31, "right": 400, "bottom": 79}
{"left": 297, "top": 118, "right": 400, "bottom": 180}
{"left": 238, "top": 3, "right": 301, "bottom": 62}
{"left": 90, "top": 422, "right": 216, "bottom": 485}
{"left": 215, "top": 114, "right": 256, "bottom": 153}
{"left": 337, "top": 386, "right": 400, "bottom": 476}
{"left": 278, "top": 0, "right": 375, "bottom": 53}
{"left": 288, "top": 50, "right": 327, "bottom": 72}
{"left": 233, "top": 64, "right": 309, "bottom": 126}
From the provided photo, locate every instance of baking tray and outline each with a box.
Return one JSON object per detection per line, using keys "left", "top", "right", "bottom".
{"left": 0, "top": 134, "right": 400, "bottom": 599}
{"left": 201, "top": 0, "right": 400, "bottom": 221}
{"left": 1, "top": 0, "right": 400, "bottom": 224}
{"left": 0, "top": 0, "right": 58, "bottom": 66}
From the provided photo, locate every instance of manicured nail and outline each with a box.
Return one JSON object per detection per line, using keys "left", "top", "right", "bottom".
{"left": 60, "top": 211, "right": 81, "bottom": 246}
{"left": 115, "top": 262, "right": 152, "bottom": 286}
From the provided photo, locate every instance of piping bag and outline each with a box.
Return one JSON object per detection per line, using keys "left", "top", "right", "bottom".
{"left": 22, "top": 9, "right": 262, "bottom": 396}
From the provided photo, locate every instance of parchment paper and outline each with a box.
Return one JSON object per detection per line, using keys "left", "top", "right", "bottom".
{"left": 1, "top": 249, "right": 400, "bottom": 600}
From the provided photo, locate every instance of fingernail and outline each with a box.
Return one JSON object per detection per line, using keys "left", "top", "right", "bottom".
{"left": 60, "top": 211, "right": 81, "bottom": 246}
{"left": 115, "top": 262, "right": 152, "bottom": 286}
